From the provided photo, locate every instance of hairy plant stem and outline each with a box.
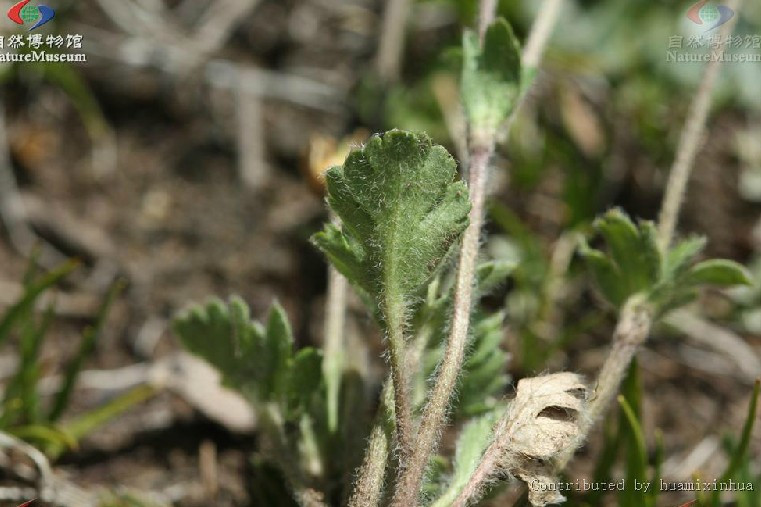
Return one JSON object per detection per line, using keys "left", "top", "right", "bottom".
{"left": 504, "top": 0, "right": 564, "bottom": 136}
{"left": 390, "top": 0, "right": 566, "bottom": 502}
{"left": 553, "top": 296, "right": 653, "bottom": 471}
{"left": 385, "top": 284, "right": 413, "bottom": 458}
{"left": 323, "top": 213, "right": 347, "bottom": 433}
{"left": 451, "top": 385, "right": 536, "bottom": 507}
{"left": 348, "top": 379, "right": 394, "bottom": 507}
{"left": 348, "top": 301, "right": 437, "bottom": 506}
{"left": 477, "top": 0, "right": 498, "bottom": 42}
{"left": 584, "top": 298, "right": 652, "bottom": 425}
{"left": 259, "top": 403, "right": 327, "bottom": 507}
{"left": 520, "top": 0, "right": 563, "bottom": 74}
{"left": 555, "top": 0, "right": 743, "bottom": 476}
{"left": 391, "top": 143, "right": 494, "bottom": 507}
{"left": 657, "top": 0, "right": 742, "bottom": 249}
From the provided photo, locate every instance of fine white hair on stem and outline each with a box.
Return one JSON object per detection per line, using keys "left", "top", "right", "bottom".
{"left": 556, "top": 0, "right": 745, "bottom": 475}
{"left": 347, "top": 377, "right": 394, "bottom": 507}
{"left": 505, "top": 0, "right": 565, "bottom": 134}
{"left": 452, "top": 373, "right": 588, "bottom": 507}
{"left": 390, "top": 1, "right": 565, "bottom": 505}
{"left": 657, "top": 0, "right": 743, "bottom": 249}
{"left": 522, "top": 0, "right": 563, "bottom": 71}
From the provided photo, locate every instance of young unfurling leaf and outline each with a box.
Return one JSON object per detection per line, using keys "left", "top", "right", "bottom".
{"left": 580, "top": 208, "right": 752, "bottom": 314}
{"left": 580, "top": 209, "right": 661, "bottom": 305}
{"left": 462, "top": 19, "right": 522, "bottom": 139}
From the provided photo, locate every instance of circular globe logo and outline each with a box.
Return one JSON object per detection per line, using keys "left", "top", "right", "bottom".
{"left": 6, "top": 0, "right": 56, "bottom": 31}
{"left": 686, "top": 1, "right": 736, "bottom": 31}
{"left": 19, "top": 4, "right": 39, "bottom": 23}
{"left": 698, "top": 5, "right": 720, "bottom": 24}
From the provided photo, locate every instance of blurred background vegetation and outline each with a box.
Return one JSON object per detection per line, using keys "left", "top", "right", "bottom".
{"left": 0, "top": 0, "right": 760, "bottom": 505}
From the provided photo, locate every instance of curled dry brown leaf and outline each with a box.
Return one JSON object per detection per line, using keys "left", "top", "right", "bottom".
{"left": 505, "top": 372, "right": 588, "bottom": 506}
{"left": 456, "top": 372, "right": 588, "bottom": 507}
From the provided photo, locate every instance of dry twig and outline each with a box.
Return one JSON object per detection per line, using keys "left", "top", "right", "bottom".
{"left": 376, "top": 0, "right": 412, "bottom": 82}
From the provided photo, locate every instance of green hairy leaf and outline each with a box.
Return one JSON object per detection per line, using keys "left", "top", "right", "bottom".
{"left": 592, "top": 209, "right": 661, "bottom": 297}
{"left": 461, "top": 18, "right": 522, "bottom": 136}
{"left": 458, "top": 311, "right": 510, "bottom": 416}
{"left": 682, "top": 259, "right": 752, "bottom": 287}
{"left": 175, "top": 297, "right": 329, "bottom": 501}
{"left": 662, "top": 235, "right": 706, "bottom": 279}
{"left": 312, "top": 130, "right": 471, "bottom": 314}
{"left": 430, "top": 408, "right": 501, "bottom": 507}
{"left": 418, "top": 266, "right": 513, "bottom": 417}
{"left": 476, "top": 260, "right": 519, "bottom": 295}
{"left": 579, "top": 238, "right": 627, "bottom": 308}
{"left": 173, "top": 296, "right": 323, "bottom": 418}
{"left": 175, "top": 297, "right": 267, "bottom": 399}
{"left": 581, "top": 208, "right": 752, "bottom": 313}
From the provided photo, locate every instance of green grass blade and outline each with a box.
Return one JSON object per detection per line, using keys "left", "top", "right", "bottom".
{"left": 48, "top": 280, "right": 123, "bottom": 422}
{"left": 586, "top": 413, "right": 622, "bottom": 505}
{"left": 22, "top": 246, "right": 43, "bottom": 286}
{"left": 8, "top": 423, "right": 77, "bottom": 450}
{"left": 0, "top": 260, "right": 77, "bottom": 347}
{"left": 618, "top": 395, "right": 648, "bottom": 507}
{"left": 48, "top": 384, "right": 156, "bottom": 459}
{"left": 711, "top": 379, "right": 760, "bottom": 505}
{"left": 19, "top": 302, "right": 56, "bottom": 423}
{"left": 39, "top": 62, "right": 109, "bottom": 139}
{"left": 649, "top": 429, "right": 664, "bottom": 506}
{"left": 620, "top": 360, "right": 647, "bottom": 507}
{"left": 0, "top": 300, "right": 55, "bottom": 427}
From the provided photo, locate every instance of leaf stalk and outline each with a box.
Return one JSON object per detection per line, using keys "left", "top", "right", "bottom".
{"left": 391, "top": 142, "right": 493, "bottom": 507}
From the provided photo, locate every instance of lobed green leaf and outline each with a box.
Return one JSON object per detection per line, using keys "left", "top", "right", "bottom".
{"left": 594, "top": 209, "right": 660, "bottom": 295}
{"left": 582, "top": 208, "right": 752, "bottom": 315}
{"left": 312, "top": 130, "right": 470, "bottom": 315}
{"left": 461, "top": 18, "right": 522, "bottom": 136}
{"left": 266, "top": 303, "right": 295, "bottom": 397}
{"left": 458, "top": 312, "right": 509, "bottom": 416}
{"left": 174, "top": 297, "right": 323, "bottom": 419}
